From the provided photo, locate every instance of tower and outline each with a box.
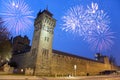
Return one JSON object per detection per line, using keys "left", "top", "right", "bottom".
{"left": 31, "top": 9, "right": 56, "bottom": 75}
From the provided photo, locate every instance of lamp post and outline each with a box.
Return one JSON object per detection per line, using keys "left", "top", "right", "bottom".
{"left": 74, "top": 65, "right": 77, "bottom": 76}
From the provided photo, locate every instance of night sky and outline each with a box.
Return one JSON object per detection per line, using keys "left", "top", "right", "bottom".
{"left": 0, "top": 0, "right": 120, "bottom": 65}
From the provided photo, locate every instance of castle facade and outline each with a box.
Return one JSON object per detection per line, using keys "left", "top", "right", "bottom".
{"left": 12, "top": 9, "right": 118, "bottom": 76}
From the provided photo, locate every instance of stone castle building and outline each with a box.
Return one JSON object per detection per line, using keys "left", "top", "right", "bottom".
{"left": 12, "top": 35, "right": 31, "bottom": 55}
{"left": 12, "top": 9, "right": 118, "bottom": 76}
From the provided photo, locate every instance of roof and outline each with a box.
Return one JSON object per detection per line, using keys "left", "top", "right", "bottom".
{"left": 52, "top": 49, "right": 103, "bottom": 63}
{"left": 37, "top": 9, "right": 53, "bottom": 17}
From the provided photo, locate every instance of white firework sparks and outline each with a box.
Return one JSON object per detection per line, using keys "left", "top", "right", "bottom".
{"left": 84, "top": 2, "right": 114, "bottom": 52}
{"left": 61, "top": 2, "right": 115, "bottom": 52}
{"left": 62, "top": 5, "right": 90, "bottom": 36}
{"left": 0, "top": 0, "right": 34, "bottom": 36}
{"left": 86, "top": 2, "right": 110, "bottom": 33}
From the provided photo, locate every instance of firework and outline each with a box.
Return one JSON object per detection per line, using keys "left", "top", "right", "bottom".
{"left": 87, "top": 2, "right": 98, "bottom": 14}
{"left": 61, "top": 2, "right": 110, "bottom": 37}
{"left": 61, "top": 2, "right": 115, "bottom": 51}
{"left": 86, "top": 2, "right": 110, "bottom": 33}
{"left": 61, "top": 5, "right": 90, "bottom": 36}
{"left": 0, "top": 0, "right": 34, "bottom": 36}
{"left": 84, "top": 2, "right": 114, "bottom": 52}
{"left": 86, "top": 27, "right": 115, "bottom": 52}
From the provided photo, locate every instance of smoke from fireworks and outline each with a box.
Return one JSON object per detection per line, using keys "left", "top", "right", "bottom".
{"left": 0, "top": 0, "right": 34, "bottom": 36}
{"left": 61, "top": 2, "right": 115, "bottom": 52}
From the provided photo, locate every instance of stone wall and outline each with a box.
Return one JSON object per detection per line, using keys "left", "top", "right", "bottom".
{"left": 12, "top": 50, "right": 117, "bottom": 76}
{"left": 51, "top": 51, "right": 112, "bottom": 76}
{"left": 3, "top": 63, "right": 14, "bottom": 74}
{"left": 11, "top": 52, "right": 36, "bottom": 69}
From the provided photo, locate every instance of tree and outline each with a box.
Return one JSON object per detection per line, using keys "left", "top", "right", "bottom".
{"left": 0, "top": 18, "right": 12, "bottom": 62}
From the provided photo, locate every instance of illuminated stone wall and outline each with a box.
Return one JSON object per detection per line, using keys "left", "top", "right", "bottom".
{"left": 51, "top": 50, "right": 112, "bottom": 76}
{"left": 12, "top": 49, "right": 115, "bottom": 76}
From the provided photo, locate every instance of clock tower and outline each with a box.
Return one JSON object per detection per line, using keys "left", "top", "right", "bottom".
{"left": 31, "top": 9, "right": 56, "bottom": 75}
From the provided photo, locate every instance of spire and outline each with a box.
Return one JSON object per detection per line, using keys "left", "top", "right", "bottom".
{"left": 46, "top": 5, "right": 48, "bottom": 11}
{"left": 37, "top": 5, "right": 53, "bottom": 17}
{"left": 43, "top": 5, "right": 53, "bottom": 17}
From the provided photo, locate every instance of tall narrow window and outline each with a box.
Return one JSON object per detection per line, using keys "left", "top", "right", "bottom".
{"left": 45, "top": 37, "right": 49, "bottom": 42}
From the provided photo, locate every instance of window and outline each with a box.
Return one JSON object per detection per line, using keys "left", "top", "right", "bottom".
{"left": 42, "top": 48, "right": 49, "bottom": 59}
{"left": 45, "top": 37, "right": 49, "bottom": 42}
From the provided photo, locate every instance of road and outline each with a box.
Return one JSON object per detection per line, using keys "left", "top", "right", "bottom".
{"left": 0, "top": 75, "right": 120, "bottom": 80}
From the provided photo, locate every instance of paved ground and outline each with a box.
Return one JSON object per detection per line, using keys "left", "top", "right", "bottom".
{"left": 0, "top": 75, "right": 120, "bottom": 80}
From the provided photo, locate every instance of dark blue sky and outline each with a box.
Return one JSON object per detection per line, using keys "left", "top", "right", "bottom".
{"left": 1, "top": 0, "right": 120, "bottom": 65}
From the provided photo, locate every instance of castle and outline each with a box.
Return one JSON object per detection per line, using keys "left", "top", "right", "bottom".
{"left": 11, "top": 9, "right": 118, "bottom": 76}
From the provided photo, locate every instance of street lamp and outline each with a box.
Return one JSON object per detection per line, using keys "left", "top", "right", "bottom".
{"left": 74, "top": 65, "right": 77, "bottom": 76}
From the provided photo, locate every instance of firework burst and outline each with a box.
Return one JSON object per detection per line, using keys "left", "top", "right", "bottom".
{"left": 0, "top": 0, "right": 34, "bottom": 36}
{"left": 61, "top": 2, "right": 115, "bottom": 52}
{"left": 84, "top": 2, "right": 114, "bottom": 52}
{"left": 61, "top": 5, "right": 90, "bottom": 36}
{"left": 86, "top": 28, "right": 115, "bottom": 52}
{"left": 86, "top": 2, "right": 110, "bottom": 33}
